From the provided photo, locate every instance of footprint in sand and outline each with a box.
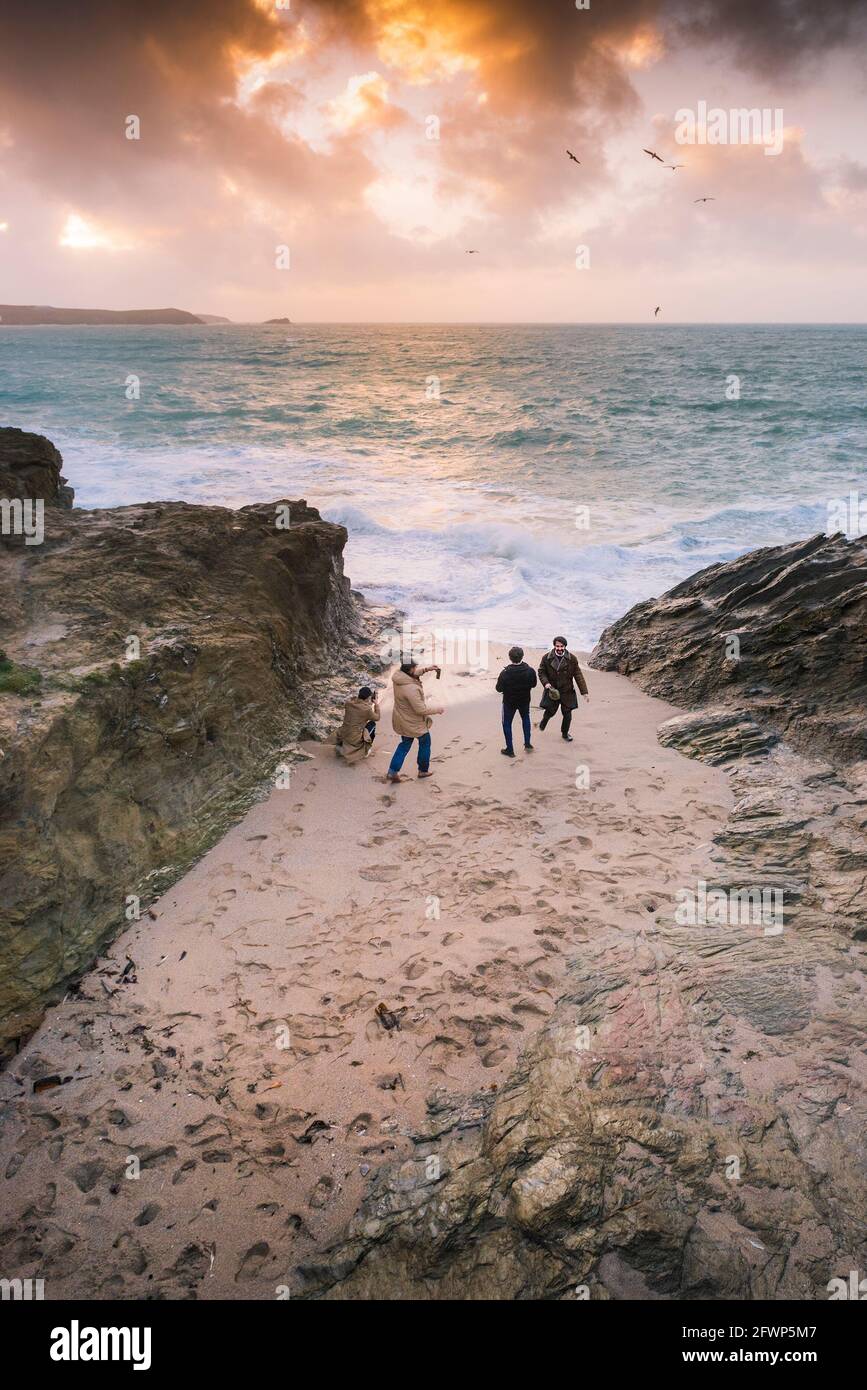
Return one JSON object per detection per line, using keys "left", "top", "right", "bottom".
{"left": 359, "top": 865, "right": 400, "bottom": 882}
{"left": 481, "top": 898, "right": 522, "bottom": 922}
{"left": 418, "top": 1034, "right": 464, "bottom": 1063}
{"left": 309, "top": 1176, "right": 336, "bottom": 1209}
{"left": 402, "top": 956, "right": 428, "bottom": 980}
{"left": 235, "top": 1241, "right": 271, "bottom": 1281}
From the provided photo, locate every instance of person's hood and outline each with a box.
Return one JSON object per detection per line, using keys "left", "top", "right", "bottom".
{"left": 393, "top": 670, "right": 420, "bottom": 688}
{"left": 346, "top": 696, "right": 373, "bottom": 711}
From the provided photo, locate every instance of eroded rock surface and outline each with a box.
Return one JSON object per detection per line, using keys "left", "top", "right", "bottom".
{"left": 0, "top": 427, "right": 74, "bottom": 513}
{"left": 0, "top": 433, "right": 386, "bottom": 1054}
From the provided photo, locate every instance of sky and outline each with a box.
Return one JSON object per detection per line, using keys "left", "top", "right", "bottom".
{"left": 1, "top": 0, "right": 866, "bottom": 322}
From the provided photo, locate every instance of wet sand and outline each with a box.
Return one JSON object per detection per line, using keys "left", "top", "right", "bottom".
{"left": 0, "top": 646, "right": 731, "bottom": 1298}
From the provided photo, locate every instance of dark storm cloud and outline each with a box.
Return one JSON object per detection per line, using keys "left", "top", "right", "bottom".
{"left": 670, "top": 0, "right": 867, "bottom": 74}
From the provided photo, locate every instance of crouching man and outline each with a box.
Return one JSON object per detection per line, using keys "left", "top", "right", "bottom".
{"left": 336, "top": 686, "right": 380, "bottom": 764}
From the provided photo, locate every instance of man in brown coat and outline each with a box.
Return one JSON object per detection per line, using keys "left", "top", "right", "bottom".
{"left": 336, "top": 686, "right": 380, "bottom": 765}
{"left": 538, "top": 636, "right": 589, "bottom": 742}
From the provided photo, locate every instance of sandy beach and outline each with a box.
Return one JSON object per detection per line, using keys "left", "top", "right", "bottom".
{"left": 0, "top": 644, "right": 732, "bottom": 1298}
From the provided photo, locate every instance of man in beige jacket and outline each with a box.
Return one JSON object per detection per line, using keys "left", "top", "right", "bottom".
{"left": 336, "top": 686, "right": 380, "bottom": 765}
{"left": 386, "top": 660, "right": 443, "bottom": 783}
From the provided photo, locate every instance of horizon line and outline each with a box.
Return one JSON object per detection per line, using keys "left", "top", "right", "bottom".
{"left": 3, "top": 319, "right": 866, "bottom": 328}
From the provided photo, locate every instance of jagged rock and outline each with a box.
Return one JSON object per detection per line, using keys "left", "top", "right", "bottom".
{"left": 0, "top": 427, "right": 74, "bottom": 516}
{"left": 0, "top": 434, "right": 390, "bottom": 1055}
{"left": 591, "top": 532, "right": 867, "bottom": 764}
{"left": 657, "top": 708, "right": 779, "bottom": 763}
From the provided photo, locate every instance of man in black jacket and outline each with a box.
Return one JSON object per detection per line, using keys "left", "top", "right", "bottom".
{"left": 496, "top": 646, "right": 538, "bottom": 757}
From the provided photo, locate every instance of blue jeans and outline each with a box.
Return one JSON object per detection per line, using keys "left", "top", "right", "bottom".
{"left": 388, "top": 732, "right": 431, "bottom": 775}
{"left": 502, "top": 701, "right": 532, "bottom": 753}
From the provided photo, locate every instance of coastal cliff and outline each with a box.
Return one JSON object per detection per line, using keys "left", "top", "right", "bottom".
{"left": 0, "top": 429, "right": 383, "bottom": 1056}
{"left": 0, "top": 306, "right": 204, "bottom": 325}
{"left": 299, "top": 534, "right": 866, "bottom": 1300}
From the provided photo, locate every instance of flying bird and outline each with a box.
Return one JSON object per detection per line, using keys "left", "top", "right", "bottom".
{"left": 654, "top": 306, "right": 661, "bottom": 318}
{"left": 465, "top": 249, "right": 479, "bottom": 254}
{"left": 566, "top": 149, "right": 581, "bottom": 164}
{"left": 694, "top": 197, "right": 716, "bottom": 203}
{"left": 643, "top": 149, "right": 664, "bottom": 162}
{"left": 666, "top": 163, "right": 684, "bottom": 171}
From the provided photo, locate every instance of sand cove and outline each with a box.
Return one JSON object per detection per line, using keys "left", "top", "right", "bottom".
{"left": 0, "top": 643, "right": 732, "bottom": 1297}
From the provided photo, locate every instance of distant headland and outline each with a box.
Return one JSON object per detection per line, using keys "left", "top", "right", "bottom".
{"left": 0, "top": 306, "right": 295, "bottom": 325}
{"left": 0, "top": 304, "right": 204, "bottom": 325}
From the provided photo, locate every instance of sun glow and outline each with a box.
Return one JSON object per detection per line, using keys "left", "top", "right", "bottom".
{"left": 368, "top": 0, "right": 481, "bottom": 84}
{"left": 617, "top": 26, "right": 665, "bottom": 70}
{"left": 59, "top": 213, "right": 132, "bottom": 250}
{"left": 326, "top": 72, "right": 395, "bottom": 132}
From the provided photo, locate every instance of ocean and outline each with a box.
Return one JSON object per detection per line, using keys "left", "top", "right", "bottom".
{"left": 2, "top": 323, "right": 864, "bottom": 648}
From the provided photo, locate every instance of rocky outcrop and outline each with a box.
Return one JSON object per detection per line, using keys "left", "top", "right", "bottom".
{"left": 590, "top": 532, "right": 867, "bottom": 764}
{"left": 0, "top": 427, "right": 74, "bottom": 512}
{"left": 299, "top": 535, "right": 866, "bottom": 1301}
{"left": 0, "top": 433, "right": 388, "bottom": 1056}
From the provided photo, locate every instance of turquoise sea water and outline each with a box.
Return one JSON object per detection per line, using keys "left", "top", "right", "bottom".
{"left": 1, "top": 323, "right": 864, "bottom": 646}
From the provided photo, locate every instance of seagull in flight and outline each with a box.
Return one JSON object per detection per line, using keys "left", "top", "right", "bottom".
{"left": 643, "top": 148, "right": 664, "bottom": 162}
{"left": 465, "top": 249, "right": 479, "bottom": 254}
{"left": 654, "top": 306, "right": 661, "bottom": 317}
{"left": 666, "top": 163, "right": 684, "bottom": 171}
{"left": 694, "top": 197, "right": 716, "bottom": 203}
{"left": 566, "top": 149, "right": 581, "bottom": 164}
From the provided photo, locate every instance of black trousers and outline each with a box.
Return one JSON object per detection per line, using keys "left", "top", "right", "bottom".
{"left": 541, "top": 703, "right": 572, "bottom": 734}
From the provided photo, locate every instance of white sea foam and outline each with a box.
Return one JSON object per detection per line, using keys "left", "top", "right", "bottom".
{"left": 3, "top": 323, "right": 864, "bottom": 646}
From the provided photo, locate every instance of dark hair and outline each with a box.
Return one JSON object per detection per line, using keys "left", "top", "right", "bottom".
{"left": 399, "top": 660, "right": 418, "bottom": 676}
{"left": 509, "top": 646, "right": 524, "bottom": 662}
{"left": 552, "top": 635, "right": 568, "bottom": 646}
{"left": 358, "top": 686, "right": 373, "bottom": 700}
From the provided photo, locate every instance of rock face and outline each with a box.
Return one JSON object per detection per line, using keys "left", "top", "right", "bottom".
{"left": 301, "top": 535, "right": 866, "bottom": 1301}
{"left": 591, "top": 532, "right": 867, "bottom": 764}
{"left": 0, "top": 427, "right": 74, "bottom": 512}
{"left": 0, "top": 432, "right": 386, "bottom": 1056}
